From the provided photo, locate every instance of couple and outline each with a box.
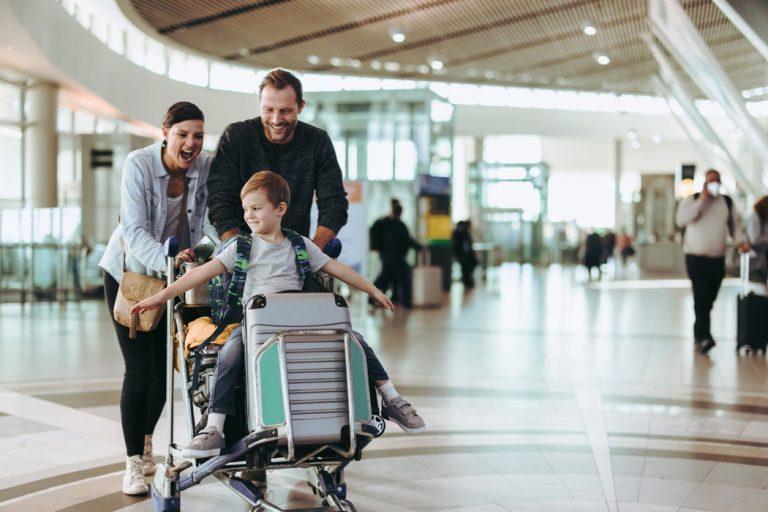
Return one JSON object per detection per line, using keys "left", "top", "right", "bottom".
{"left": 99, "top": 69, "right": 424, "bottom": 495}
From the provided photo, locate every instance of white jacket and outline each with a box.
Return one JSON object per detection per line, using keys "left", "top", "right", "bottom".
{"left": 99, "top": 141, "right": 218, "bottom": 282}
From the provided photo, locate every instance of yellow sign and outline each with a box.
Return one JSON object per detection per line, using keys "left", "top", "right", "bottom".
{"left": 426, "top": 214, "right": 452, "bottom": 240}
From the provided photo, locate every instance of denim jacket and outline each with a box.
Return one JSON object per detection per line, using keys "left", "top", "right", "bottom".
{"left": 99, "top": 141, "right": 219, "bottom": 282}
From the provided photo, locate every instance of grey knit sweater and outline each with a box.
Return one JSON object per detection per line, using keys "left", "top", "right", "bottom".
{"left": 207, "top": 118, "right": 348, "bottom": 237}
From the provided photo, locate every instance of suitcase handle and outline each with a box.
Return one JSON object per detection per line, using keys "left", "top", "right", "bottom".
{"left": 418, "top": 247, "right": 431, "bottom": 267}
{"left": 741, "top": 251, "right": 750, "bottom": 295}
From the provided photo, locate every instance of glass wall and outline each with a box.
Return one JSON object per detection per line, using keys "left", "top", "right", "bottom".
{"left": 0, "top": 73, "right": 155, "bottom": 302}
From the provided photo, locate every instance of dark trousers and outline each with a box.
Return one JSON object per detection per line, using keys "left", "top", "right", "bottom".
{"left": 104, "top": 273, "right": 167, "bottom": 456}
{"left": 685, "top": 255, "right": 725, "bottom": 342}
{"left": 374, "top": 253, "right": 412, "bottom": 307}
{"left": 458, "top": 257, "right": 477, "bottom": 288}
{"left": 209, "top": 326, "right": 389, "bottom": 415}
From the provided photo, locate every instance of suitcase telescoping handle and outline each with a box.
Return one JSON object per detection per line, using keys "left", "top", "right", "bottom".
{"left": 740, "top": 251, "right": 750, "bottom": 296}
{"left": 418, "top": 246, "right": 431, "bottom": 267}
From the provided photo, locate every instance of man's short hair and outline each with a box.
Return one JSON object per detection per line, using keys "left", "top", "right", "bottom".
{"left": 241, "top": 170, "right": 291, "bottom": 208}
{"left": 259, "top": 68, "right": 303, "bottom": 105}
{"left": 705, "top": 168, "right": 721, "bottom": 178}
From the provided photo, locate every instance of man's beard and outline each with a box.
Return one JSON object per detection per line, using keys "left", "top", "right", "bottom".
{"left": 264, "top": 121, "right": 295, "bottom": 143}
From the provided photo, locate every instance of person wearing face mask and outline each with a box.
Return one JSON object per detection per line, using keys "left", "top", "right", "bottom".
{"left": 206, "top": 68, "right": 348, "bottom": 250}
{"left": 676, "top": 169, "right": 750, "bottom": 354}
{"left": 99, "top": 102, "right": 219, "bottom": 495}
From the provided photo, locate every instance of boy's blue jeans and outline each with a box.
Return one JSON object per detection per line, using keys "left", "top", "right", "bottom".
{"left": 208, "top": 326, "right": 389, "bottom": 416}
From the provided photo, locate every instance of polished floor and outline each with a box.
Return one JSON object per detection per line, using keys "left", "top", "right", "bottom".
{"left": 1, "top": 264, "right": 768, "bottom": 511}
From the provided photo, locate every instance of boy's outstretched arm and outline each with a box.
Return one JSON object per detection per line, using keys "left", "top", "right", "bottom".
{"left": 131, "top": 259, "right": 227, "bottom": 314}
{"left": 321, "top": 259, "right": 394, "bottom": 311}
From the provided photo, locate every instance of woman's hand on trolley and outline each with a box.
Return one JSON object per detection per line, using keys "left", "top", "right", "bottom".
{"left": 174, "top": 248, "right": 196, "bottom": 269}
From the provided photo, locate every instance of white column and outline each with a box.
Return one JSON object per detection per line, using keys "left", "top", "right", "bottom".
{"left": 25, "top": 81, "right": 58, "bottom": 208}
{"left": 613, "top": 138, "right": 623, "bottom": 231}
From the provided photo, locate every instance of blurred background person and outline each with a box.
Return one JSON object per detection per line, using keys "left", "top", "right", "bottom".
{"left": 452, "top": 220, "right": 477, "bottom": 289}
{"left": 369, "top": 198, "right": 421, "bottom": 307}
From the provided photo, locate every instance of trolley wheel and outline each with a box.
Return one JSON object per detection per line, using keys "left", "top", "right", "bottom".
{"left": 340, "top": 499, "right": 357, "bottom": 512}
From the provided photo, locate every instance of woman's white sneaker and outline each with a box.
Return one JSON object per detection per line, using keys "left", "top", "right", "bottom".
{"left": 142, "top": 435, "right": 155, "bottom": 475}
{"left": 122, "top": 455, "right": 149, "bottom": 495}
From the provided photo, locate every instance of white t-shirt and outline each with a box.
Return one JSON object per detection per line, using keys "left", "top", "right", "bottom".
{"left": 215, "top": 234, "right": 330, "bottom": 302}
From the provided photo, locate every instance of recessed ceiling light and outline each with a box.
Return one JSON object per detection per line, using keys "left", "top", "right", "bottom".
{"left": 389, "top": 26, "right": 406, "bottom": 43}
{"left": 419, "top": 65, "right": 430, "bottom": 74}
{"left": 330, "top": 57, "right": 343, "bottom": 67}
{"left": 581, "top": 20, "right": 598, "bottom": 36}
{"left": 370, "top": 60, "right": 382, "bottom": 70}
{"left": 652, "top": 134, "right": 662, "bottom": 143}
{"left": 594, "top": 53, "right": 610, "bottom": 65}
{"left": 384, "top": 61, "right": 400, "bottom": 72}
{"left": 429, "top": 58, "right": 444, "bottom": 71}
{"left": 627, "top": 129, "right": 638, "bottom": 140}
{"left": 630, "top": 140, "right": 641, "bottom": 149}
{"left": 307, "top": 55, "right": 320, "bottom": 65}
{"left": 238, "top": 47, "right": 249, "bottom": 57}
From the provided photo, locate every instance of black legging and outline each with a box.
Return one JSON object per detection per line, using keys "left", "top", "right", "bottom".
{"left": 104, "top": 273, "right": 167, "bottom": 457}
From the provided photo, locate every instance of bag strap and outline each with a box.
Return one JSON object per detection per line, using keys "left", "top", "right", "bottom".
{"left": 119, "top": 177, "right": 189, "bottom": 273}
{"left": 173, "top": 177, "right": 190, "bottom": 244}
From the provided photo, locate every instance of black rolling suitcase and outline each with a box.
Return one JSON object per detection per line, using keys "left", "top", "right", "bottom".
{"left": 736, "top": 252, "right": 768, "bottom": 355}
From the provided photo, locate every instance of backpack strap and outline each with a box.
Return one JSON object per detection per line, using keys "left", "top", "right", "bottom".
{"left": 190, "top": 323, "right": 227, "bottom": 389}
{"left": 723, "top": 194, "right": 734, "bottom": 237}
{"left": 283, "top": 229, "right": 313, "bottom": 284}
{"left": 681, "top": 193, "right": 734, "bottom": 238}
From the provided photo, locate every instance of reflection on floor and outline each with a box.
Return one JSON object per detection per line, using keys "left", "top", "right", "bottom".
{"left": 1, "top": 263, "right": 768, "bottom": 512}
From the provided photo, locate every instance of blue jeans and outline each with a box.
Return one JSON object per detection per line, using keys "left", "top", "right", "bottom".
{"left": 208, "top": 326, "right": 389, "bottom": 415}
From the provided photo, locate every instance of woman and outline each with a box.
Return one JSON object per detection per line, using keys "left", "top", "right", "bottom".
{"left": 99, "top": 102, "right": 218, "bottom": 495}
{"left": 746, "top": 195, "right": 768, "bottom": 283}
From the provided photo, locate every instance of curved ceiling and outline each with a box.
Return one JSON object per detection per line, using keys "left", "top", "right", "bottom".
{"left": 122, "top": 0, "right": 767, "bottom": 95}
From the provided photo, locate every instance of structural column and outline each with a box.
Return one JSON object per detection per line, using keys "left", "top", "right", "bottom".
{"left": 25, "top": 81, "right": 58, "bottom": 208}
{"left": 613, "top": 138, "right": 623, "bottom": 231}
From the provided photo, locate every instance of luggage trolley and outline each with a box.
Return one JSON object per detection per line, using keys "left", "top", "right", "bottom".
{"left": 152, "top": 237, "right": 385, "bottom": 511}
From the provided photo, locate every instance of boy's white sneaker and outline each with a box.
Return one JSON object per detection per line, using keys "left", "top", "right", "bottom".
{"left": 142, "top": 435, "right": 155, "bottom": 475}
{"left": 122, "top": 455, "right": 149, "bottom": 495}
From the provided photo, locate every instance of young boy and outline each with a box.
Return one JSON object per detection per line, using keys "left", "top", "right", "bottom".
{"left": 132, "top": 171, "right": 425, "bottom": 458}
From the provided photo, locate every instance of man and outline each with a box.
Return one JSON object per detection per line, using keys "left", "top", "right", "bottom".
{"left": 206, "top": 68, "right": 347, "bottom": 486}
{"left": 370, "top": 199, "right": 420, "bottom": 307}
{"left": 207, "top": 68, "right": 347, "bottom": 249}
{"left": 676, "top": 169, "right": 749, "bottom": 354}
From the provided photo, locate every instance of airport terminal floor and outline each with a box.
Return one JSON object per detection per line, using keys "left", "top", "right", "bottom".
{"left": 2, "top": 264, "right": 768, "bottom": 512}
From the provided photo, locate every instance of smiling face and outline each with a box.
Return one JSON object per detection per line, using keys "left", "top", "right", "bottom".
{"left": 162, "top": 119, "right": 204, "bottom": 171}
{"left": 259, "top": 85, "right": 304, "bottom": 145}
{"left": 242, "top": 188, "right": 287, "bottom": 235}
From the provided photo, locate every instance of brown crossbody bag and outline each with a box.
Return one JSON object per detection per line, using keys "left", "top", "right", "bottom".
{"left": 113, "top": 182, "right": 188, "bottom": 339}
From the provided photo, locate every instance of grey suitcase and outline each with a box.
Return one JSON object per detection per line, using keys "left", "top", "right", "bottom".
{"left": 244, "top": 292, "right": 372, "bottom": 450}
{"left": 412, "top": 249, "right": 442, "bottom": 307}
